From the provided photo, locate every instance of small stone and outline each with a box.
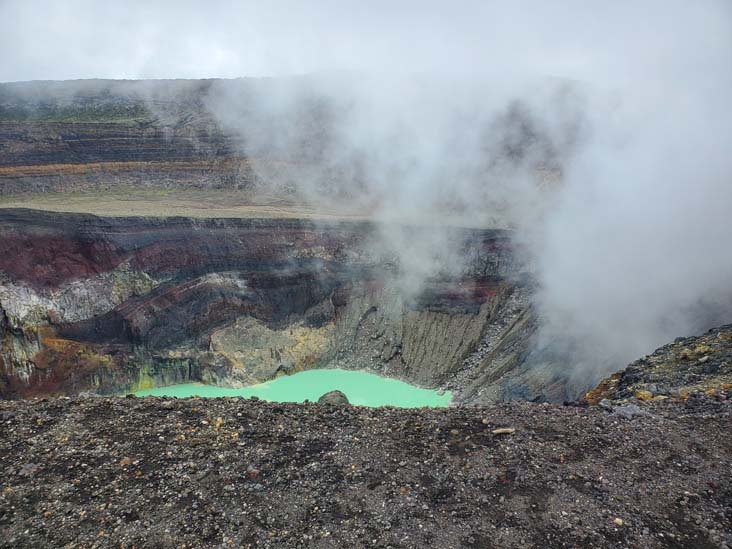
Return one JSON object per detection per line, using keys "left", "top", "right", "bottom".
{"left": 18, "top": 463, "right": 40, "bottom": 477}
{"left": 614, "top": 518, "right": 624, "bottom": 526}
{"left": 599, "top": 399, "right": 613, "bottom": 410}
{"left": 613, "top": 404, "right": 645, "bottom": 419}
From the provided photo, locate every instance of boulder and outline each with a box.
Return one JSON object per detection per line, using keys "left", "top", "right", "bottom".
{"left": 317, "top": 390, "right": 349, "bottom": 405}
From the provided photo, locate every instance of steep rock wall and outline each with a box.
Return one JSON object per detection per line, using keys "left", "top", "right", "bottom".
{"left": 0, "top": 209, "right": 531, "bottom": 400}
{"left": 0, "top": 121, "right": 254, "bottom": 193}
{"left": 0, "top": 79, "right": 252, "bottom": 194}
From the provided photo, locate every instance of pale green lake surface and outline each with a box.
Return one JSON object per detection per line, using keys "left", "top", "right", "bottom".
{"left": 134, "top": 368, "right": 451, "bottom": 408}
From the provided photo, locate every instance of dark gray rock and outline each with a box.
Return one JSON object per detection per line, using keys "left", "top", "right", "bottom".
{"left": 318, "top": 390, "right": 349, "bottom": 405}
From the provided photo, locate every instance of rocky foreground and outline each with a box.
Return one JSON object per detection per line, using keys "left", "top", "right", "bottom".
{"left": 1, "top": 394, "right": 730, "bottom": 548}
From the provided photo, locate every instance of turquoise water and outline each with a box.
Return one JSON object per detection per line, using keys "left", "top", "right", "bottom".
{"left": 134, "top": 368, "right": 451, "bottom": 408}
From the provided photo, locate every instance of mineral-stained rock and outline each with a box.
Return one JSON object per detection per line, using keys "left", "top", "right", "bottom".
{"left": 0, "top": 208, "right": 537, "bottom": 401}
{"left": 209, "top": 317, "right": 332, "bottom": 385}
{"left": 586, "top": 324, "right": 732, "bottom": 403}
{"left": 317, "top": 390, "right": 349, "bottom": 405}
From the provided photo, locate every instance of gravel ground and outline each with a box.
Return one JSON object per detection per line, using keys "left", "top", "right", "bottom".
{"left": 1, "top": 394, "right": 731, "bottom": 548}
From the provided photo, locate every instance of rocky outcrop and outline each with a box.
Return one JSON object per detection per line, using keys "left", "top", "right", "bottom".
{"left": 207, "top": 316, "right": 333, "bottom": 385}
{"left": 325, "top": 280, "right": 524, "bottom": 386}
{"left": 317, "top": 390, "right": 349, "bottom": 405}
{"left": 0, "top": 208, "right": 533, "bottom": 400}
{"left": 585, "top": 324, "right": 732, "bottom": 404}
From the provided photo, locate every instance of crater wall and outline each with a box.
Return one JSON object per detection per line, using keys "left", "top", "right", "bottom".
{"left": 0, "top": 209, "right": 551, "bottom": 402}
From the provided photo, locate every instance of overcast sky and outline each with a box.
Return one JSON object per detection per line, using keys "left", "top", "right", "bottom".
{"left": 1, "top": 0, "right": 730, "bottom": 87}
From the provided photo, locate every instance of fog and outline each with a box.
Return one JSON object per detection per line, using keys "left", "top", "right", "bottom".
{"left": 3, "top": 0, "right": 732, "bottom": 383}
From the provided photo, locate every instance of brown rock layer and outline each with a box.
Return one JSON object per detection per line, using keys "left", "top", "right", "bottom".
{"left": 0, "top": 122, "right": 254, "bottom": 193}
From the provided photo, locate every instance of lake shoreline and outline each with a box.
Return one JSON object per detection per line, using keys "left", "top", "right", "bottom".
{"left": 134, "top": 368, "right": 452, "bottom": 408}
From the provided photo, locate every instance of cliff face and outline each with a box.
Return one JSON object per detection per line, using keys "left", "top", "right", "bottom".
{"left": 0, "top": 121, "right": 254, "bottom": 193}
{"left": 0, "top": 208, "right": 547, "bottom": 401}
{"left": 0, "top": 79, "right": 254, "bottom": 194}
{"left": 0, "top": 77, "right": 562, "bottom": 200}
{"left": 0, "top": 79, "right": 584, "bottom": 403}
{"left": 0, "top": 78, "right": 337, "bottom": 197}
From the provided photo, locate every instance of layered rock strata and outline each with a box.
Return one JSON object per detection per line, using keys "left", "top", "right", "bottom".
{"left": 1, "top": 208, "right": 541, "bottom": 401}
{"left": 0, "top": 79, "right": 255, "bottom": 194}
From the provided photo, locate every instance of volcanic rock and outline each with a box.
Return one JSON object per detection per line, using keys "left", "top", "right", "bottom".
{"left": 0, "top": 394, "right": 730, "bottom": 548}
{"left": 317, "top": 390, "right": 349, "bottom": 405}
{"left": 586, "top": 324, "right": 732, "bottom": 404}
